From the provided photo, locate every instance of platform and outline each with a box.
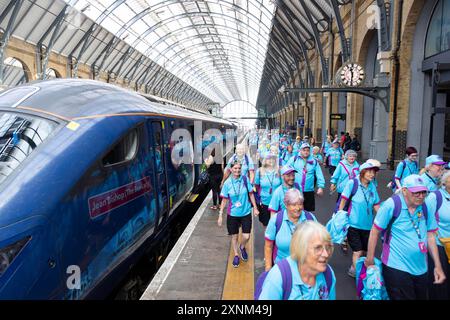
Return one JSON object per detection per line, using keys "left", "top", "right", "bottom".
{"left": 141, "top": 168, "right": 395, "bottom": 300}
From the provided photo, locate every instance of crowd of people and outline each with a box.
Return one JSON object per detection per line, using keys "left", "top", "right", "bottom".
{"left": 203, "top": 130, "right": 450, "bottom": 300}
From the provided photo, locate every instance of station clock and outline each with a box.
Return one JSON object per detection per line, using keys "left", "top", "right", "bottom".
{"left": 337, "top": 63, "right": 365, "bottom": 87}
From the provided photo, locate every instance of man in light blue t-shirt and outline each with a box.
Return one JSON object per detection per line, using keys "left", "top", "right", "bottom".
{"left": 365, "top": 174, "right": 445, "bottom": 300}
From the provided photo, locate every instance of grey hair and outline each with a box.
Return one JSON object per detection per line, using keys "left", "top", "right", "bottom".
{"left": 290, "top": 221, "right": 332, "bottom": 265}
{"left": 441, "top": 170, "right": 450, "bottom": 188}
{"left": 312, "top": 146, "right": 320, "bottom": 152}
{"left": 284, "top": 188, "right": 304, "bottom": 206}
{"left": 345, "top": 150, "right": 357, "bottom": 158}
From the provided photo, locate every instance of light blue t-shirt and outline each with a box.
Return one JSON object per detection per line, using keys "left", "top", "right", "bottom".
{"left": 425, "top": 188, "right": 450, "bottom": 247}
{"left": 220, "top": 176, "right": 253, "bottom": 217}
{"left": 287, "top": 155, "right": 325, "bottom": 192}
{"left": 313, "top": 153, "right": 323, "bottom": 164}
{"left": 265, "top": 210, "right": 317, "bottom": 263}
{"left": 225, "top": 154, "right": 255, "bottom": 178}
{"left": 279, "top": 151, "right": 294, "bottom": 166}
{"left": 258, "top": 146, "right": 270, "bottom": 160}
{"left": 341, "top": 177, "right": 381, "bottom": 230}
{"left": 255, "top": 169, "right": 282, "bottom": 206}
{"left": 326, "top": 147, "right": 343, "bottom": 167}
{"left": 331, "top": 160, "right": 361, "bottom": 193}
{"left": 373, "top": 194, "right": 438, "bottom": 275}
{"left": 395, "top": 159, "right": 419, "bottom": 185}
{"left": 420, "top": 172, "right": 439, "bottom": 192}
{"left": 268, "top": 183, "right": 302, "bottom": 213}
{"left": 293, "top": 142, "right": 301, "bottom": 153}
{"left": 321, "top": 141, "right": 331, "bottom": 155}
{"left": 259, "top": 257, "right": 336, "bottom": 300}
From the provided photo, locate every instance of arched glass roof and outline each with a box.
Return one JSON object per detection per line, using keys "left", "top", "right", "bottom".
{"left": 65, "top": 0, "right": 276, "bottom": 106}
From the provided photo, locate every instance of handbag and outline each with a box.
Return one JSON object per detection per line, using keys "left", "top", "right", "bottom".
{"left": 198, "top": 170, "right": 210, "bottom": 186}
{"left": 439, "top": 236, "right": 450, "bottom": 264}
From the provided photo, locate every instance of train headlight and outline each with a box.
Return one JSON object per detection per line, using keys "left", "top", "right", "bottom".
{"left": 0, "top": 237, "right": 31, "bottom": 276}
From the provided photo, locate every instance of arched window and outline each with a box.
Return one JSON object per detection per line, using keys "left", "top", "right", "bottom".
{"left": 2, "top": 57, "right": 28, "bottom": 88}
{"left": 45, "top": 68, "right": 60, "bottom": 79}
{"left": 425, "top": 0, "right": 450, "bottom": 58}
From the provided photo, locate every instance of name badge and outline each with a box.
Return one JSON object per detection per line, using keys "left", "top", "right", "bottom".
{"left": 418, "top": 242, "right": 427, "bottom": 253}
{"left": 235, "top": 201, "right": 242, "bottom": 208}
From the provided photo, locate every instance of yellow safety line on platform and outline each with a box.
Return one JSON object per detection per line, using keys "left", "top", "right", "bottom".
{"left": 221, "top": 216, "right": 254, "bottom": 300}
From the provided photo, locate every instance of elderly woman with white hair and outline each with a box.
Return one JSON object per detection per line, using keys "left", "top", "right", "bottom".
{"left": 259, "top": 221, "right": 336, "bottom": 300}
{"left": 312, "top": 146, "right": 323, "bottom": 165}
{"left": 426, "top": 170, "right": 450, "bottom": 299}
{"left": 330, "top": 149, "right": 360, "bottom": 202}
{"left": 264, "top": 189, "right": 317, "bottom": 271}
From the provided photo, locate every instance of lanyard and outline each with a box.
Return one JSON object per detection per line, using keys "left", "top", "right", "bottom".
{"left": 425, "top": 173, "right": 438, "bottom": 186}
{"left": 360, "top": 184, "right": 372, "bottom": 215}
{"left": 231, "top": 178, "right": 242, "bottom": 199}
{"left": 266, "top": 171, "right": 275, "bottom": 187}
{"left": 287, "top": 219, "right": 297, "bottom": 235}
{"left": 265, "top": 171, "right": 276, "bottom": 194}
{"left": 407, "top": 210, "right": 423, "bottom": 241}
{"left": 405, "top": 161, "right": 416, "bottom": 175}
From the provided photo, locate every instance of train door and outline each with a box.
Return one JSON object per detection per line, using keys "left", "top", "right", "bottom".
{"left": 148, "top": 120, "right": 170, "bottom": 227}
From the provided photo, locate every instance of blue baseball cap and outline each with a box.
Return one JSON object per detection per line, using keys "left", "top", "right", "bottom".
{"left": 280, "top": 165, "right": 296, "bottom": 175}
{"left": 359, "top": 161, "right": 380, "bottom": 172}
{"left": 426, "top": 155, "right": 447, "bottom": 166}
{"left": 300, "top": 143, "right": 310, "bottom": 150}
{"left": 402, "top": 174, "right": 428, "bottom": 193}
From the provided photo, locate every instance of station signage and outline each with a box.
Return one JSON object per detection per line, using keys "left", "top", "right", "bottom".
{"left": 331, "top": 113, "right": 346, "bottom": 120}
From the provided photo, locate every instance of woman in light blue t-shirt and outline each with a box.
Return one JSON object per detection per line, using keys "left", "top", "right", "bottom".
{"left": 259, "top": 221, "right": 336, "bottom": 300}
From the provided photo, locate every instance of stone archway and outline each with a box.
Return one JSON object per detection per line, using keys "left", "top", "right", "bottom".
{"left": 356, "top": 29, "right": 382, "bottom": 160}
{"left": 2, "top": 56, "right": 31, "bottom": 88}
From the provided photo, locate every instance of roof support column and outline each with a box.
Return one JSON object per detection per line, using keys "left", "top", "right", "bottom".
{"left": 36, "top": 5, "right": 69, "bottom": 80}
{"left": 0, "top": 0, "right": 24, "bottom": 85}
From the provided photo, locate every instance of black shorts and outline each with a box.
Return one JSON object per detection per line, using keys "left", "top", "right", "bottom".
{"left": 303, "top": 191, "right": 315, "bottom": 212}
{"left": 258, "top": 204, "right": 270, "bottom": 227}
{"left": 329, "top": 166, "right": 336, "bottom": 175}
{"left": 347, "top": 227, "right": 370, "bottom": 252}
{"left": 227, "top": 213, "right": 252, "bottom": 235}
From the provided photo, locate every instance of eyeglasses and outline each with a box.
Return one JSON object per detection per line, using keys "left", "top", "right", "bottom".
{"left": 410, "top": 190, "right": 428, "bottom": 198}
{"left": 312, "top": 244, "right": 333, "bottom": 256}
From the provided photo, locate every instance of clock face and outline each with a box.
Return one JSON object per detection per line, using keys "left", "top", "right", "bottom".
{"left": 340, "top": 63, "right": 365, "bottom": 87}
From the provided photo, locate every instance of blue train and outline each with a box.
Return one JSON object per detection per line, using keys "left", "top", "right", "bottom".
{"left": 0, "top": 79, "right": 235, "bottom": 299}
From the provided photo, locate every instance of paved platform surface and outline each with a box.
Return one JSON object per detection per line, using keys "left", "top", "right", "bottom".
{"left": 142, "top": 166, "right": 394, "bottom": 300}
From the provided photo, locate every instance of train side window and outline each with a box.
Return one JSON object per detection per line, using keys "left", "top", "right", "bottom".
{"left": 102, "top": 129, "right": 138, "bottom": 167}
{"left": 0, "top": 111, "right": 57, "bottom": 185}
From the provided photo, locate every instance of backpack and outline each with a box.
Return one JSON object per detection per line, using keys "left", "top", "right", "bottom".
{"left": 254, "top": 259, "right": 333, "bottom": 300}
{"left": 390, "top": 160, "right": 418, "bottom": 191}
{"left": 432, "top": 190, "right": 444, "bottom": 224}
{"left": 272, "top": 209, "right": 315, "bottom": 262}
{"left": 382, "top": 194, "right": 429, "bottom": 248}
{"left": 334, "top": 178, "right": 359, "bottom": 213}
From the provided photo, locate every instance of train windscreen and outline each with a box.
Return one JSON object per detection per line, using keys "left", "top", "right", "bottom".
{"left": 0, "top": 112, "right": 57, "bottom": 185}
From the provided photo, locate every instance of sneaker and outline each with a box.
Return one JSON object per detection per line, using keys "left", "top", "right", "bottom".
{"left": 240, "top": 246, "right": 248, "bottom": 262}
{"left": 232, "top": 255, "right": 240, "bottom": 268}
{"left": 347, "top": 267, "right": 356, "bottom": 278}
